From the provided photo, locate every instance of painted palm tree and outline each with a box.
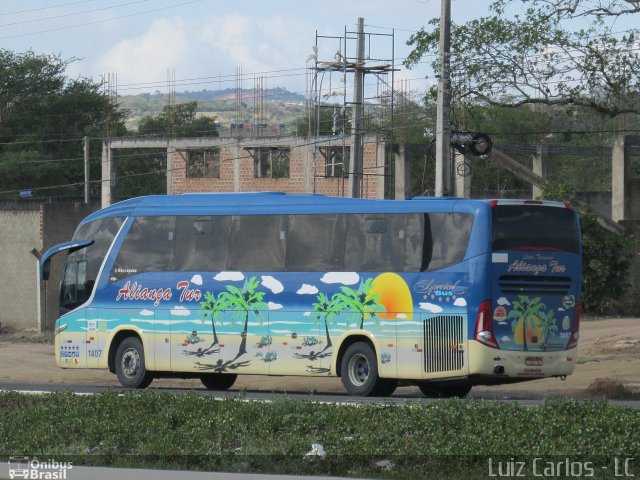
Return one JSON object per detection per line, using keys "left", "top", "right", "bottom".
{"left": 311, "top": 292, "right": 343, "bottom": 349}
{"left": 199, "top": 291, "right": 228, "bottom": 352}
{"left": 334, "top": 278, "right": 386, "bottom": 330}
{"left": 508, "top": 296, "right": 546, "bottom": 350}
{"left": 219, "top": 276, "right": 268, "bottom": 359}
{"left": 538, "top": 309, "right": 559, "bottom": 347}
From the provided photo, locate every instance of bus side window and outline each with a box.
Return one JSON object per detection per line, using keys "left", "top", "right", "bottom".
{"left": 286, "top": 214, "right": 345, "bottom": 271}
{"left": 111, "top": 216, "right": 175, "bottom": 281}
{"left": 344, "top": 214, "right": 406, "bottom": 272}
{"left": 428, "top": 213, "right": 473, "bottom": 270}
{"left": 229, "top": 215, "right": 286, "bottom": 271}
{"left": 174, "top": 216, "right": 231, "bottom": 271}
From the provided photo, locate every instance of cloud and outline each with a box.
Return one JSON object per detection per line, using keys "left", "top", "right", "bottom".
{"left": 297, "top": 284, "right": 318, "bottom": 295}
{"left": 139, "top": 309, "right": 154, "bottom": 316}
{"left": 214, "top": 271, "right": 244, "bottom": 282}
{"left": 419, "top": 303, "right": 443, "bottom": 314}
{"left": 320, "top": 272, "right": 359, "bottom": 285}
{"left": 453, "top": 298, "right": 467, "bottom": 307}
{"left": 497, "top": 297, "right": 511, "bottom": 306}
{"left": 303, "top": 312, "right": 312, "bottom": 317}
{"left": 261, "top": 275, "right": 284, "bottom": 294}
{"left": 557, "top": 307, "right": 566, "bottom": 312}
{"left": 396, "top": 313, "right": 408, "bottom": 319}
{"left": 95, "top": 18, "right": 193, "bottom": 85}
{"left": 170, "top": 306, "right": 191, "bottom": 316}
{"left": 267, "top": 302, "right": 283, "bottom": 310}
{"left": 190, "top": 274, "right": 203, "bottom": 286}
{"left": 501, "top": 336, "right": 511, "bottom": 342}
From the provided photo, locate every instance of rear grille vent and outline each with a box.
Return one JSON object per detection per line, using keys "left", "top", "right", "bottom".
{"left": 423, "top": 315, "right": 465, "bottom": 373}
{"left": 499, "top": 275, "right": 571, "bottom": 296}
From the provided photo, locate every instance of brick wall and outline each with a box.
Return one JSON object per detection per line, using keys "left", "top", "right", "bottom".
{"left": 171, "top": 136, "right": 386, "bottom": 199}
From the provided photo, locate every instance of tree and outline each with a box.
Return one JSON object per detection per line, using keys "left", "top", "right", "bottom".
{"left": 334, "top": 278, "right": 386, "bottom": 330}
{"left": 508, "top": 296, "right": 545, "bottom": 349}
{"left": 541, "top": 179, "right": 634, "bottom": 314}
{"left": 199, "top": 291, "right": 229, "bottom": 352}
{"left": 311, "top": 292, "right": 343, "bottom": 349}
{"left": 218, "top": 276, "right": 268, "bottom": 359}
{"left": 405, "top": 0, "right": 640, "bottom": 119}
{"left": 137, "top": 101, "right": 218, "bottom": 137}
{"left": 0, "top": 49, "right": 127, "bottom": 198}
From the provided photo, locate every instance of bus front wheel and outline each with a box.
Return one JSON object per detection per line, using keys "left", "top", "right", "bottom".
{"left": 341, "top": 342, "right": 393, "bottom": 397}
{"left": 418, "top": 382, "right": 472, "bottom": 398}
{"left": 115, "top": 337, "right": 153, "bottom": 388}
{"left": 201, "top": 373, "right": 237, "bottom": 391}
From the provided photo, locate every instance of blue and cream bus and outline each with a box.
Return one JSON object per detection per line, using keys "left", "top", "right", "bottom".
{"left": 41, "top": 193, "right": 582, "bottom": 397}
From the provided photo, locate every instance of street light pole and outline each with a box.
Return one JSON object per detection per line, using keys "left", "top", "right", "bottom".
{"left": 435, "top": 0, "right": 452, "bottom": 197}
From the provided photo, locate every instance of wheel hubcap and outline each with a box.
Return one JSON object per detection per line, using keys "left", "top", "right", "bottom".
{"left": 347, "top": 353, "right": 369, "bottom": 386}
{"left": 121, "top": 348, "right": 140, "bottom": 377}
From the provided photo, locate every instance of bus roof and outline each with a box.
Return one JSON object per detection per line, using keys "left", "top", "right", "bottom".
{"left": 80, "top": 193, "right": 496, "bottom": 224}
{"left": 79, "top": 193, "right": 572, "bottom": 225}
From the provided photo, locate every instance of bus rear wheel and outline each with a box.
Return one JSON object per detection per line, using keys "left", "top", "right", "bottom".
{"left": 201, "top": 373, "right": 237, "bottom": 391}
{"left": 115, "top": 337, "right": 153, "bottom": 388}
{"left": 418, "top": 382, "right": 472, "bottom": 399}
{"left": 341, "top": 342, "right": 394, "bottom": 397}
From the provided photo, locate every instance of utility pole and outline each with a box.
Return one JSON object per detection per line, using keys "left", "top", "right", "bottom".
{"left": 83, "top": 136, "right": 90, "bottom": 204}
{"left": 350, "top": 17, "right": 365, "bottom": 198}
{"left": 435, "top": 0, "right": 452, "bottom": 196}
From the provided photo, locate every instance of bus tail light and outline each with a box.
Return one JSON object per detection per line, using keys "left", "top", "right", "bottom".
{"left": 566, "top": 302, "right": 581, "bottom": 350}
{"left": 474, "top": 300, "right": 499, "bottom": 349}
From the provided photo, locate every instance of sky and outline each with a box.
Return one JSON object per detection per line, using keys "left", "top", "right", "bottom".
{"left": 0, "top": 0, "right": 495, "bottom": 98}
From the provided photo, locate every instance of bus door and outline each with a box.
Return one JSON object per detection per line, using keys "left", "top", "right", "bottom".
{"left": 84, "top": 307, "right": 102, "bottom": 368}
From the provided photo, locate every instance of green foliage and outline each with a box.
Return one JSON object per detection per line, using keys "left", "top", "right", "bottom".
{"left": 138, "top": 101, "right": 218, "bottom": 138}
{"left": 0, "top": 392, "right": 638, "bottom": 478}
{"left": 0, "top": 49, "right": 127, "bottom": 198}
{"left": 405, "top": 0, "right": 640, "bottom": 118}
{"left": 541, "top": 180, "right": 634, "bottom": 314}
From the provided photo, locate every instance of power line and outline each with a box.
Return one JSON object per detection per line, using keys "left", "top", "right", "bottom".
{"left": 0, "top": 0, "right": 96, "bottom": 16}
{"left": 0, "top": 0, "right": 150, "bottom": 27}
{"left": 0, "top": 0, "right": 204, "bottom": 40}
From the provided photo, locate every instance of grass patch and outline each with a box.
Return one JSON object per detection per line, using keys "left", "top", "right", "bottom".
{"left": 1, "top": 391, "right": 639, "bottom": 479}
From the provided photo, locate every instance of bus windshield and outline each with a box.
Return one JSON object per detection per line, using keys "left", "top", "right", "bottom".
{"left": 492, "top": 205, "right": 579, "bottom": 253}
{"left": 59, "top": 217, "right": 123, "bottom": 312}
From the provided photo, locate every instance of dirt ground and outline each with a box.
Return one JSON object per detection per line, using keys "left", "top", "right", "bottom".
{"left": 1, "top": 317, "right": 639, "bottom": 398}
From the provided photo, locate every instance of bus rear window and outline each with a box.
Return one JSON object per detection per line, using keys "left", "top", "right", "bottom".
{"left": 492, "top": 205, "right": 579, "bottom": 253}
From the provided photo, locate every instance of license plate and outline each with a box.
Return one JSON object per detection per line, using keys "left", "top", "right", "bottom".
{"left": 525, "top": 357, "right": 543, "bottom": 366}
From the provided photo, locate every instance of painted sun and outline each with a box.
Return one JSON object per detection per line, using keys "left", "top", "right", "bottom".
{"left": 370, "top": 272, "right": 413, "bottom": 320}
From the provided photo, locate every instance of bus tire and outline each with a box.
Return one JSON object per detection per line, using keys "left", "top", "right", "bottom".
{"left": 340, "top": 342, "right": 381, "bottom": 396}
{"left": 370, "top": 378, "right": 398, "bottom": 397}
{"left": 418, "top": 382, "right": 472, "bottom": 399}
{"left": 114, "top": 337, "right": 153, "bottom": 388}
{"left": 201, "top": 373, "right": 237, "bottom": 391}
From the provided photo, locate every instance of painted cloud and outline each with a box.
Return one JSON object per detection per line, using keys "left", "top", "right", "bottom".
{"left": 419, "top": 302, "right": 443, "bottom": 314}
{"left": 214, "top": 271, "right": 244, "bottom": 282}
{"left": 170, "top": 306, "right": 191, "bottom": 316}
{"left": 267, "top": 302, "right": 283, "bottom": 310}
{"left": 261, "top": 275, "right": 284, "bottom": 294}
{"left": 297, "top": 284, "right": 318, "bottom": 295}
{"left": 497, "top": 297, "right": 511, "bottom": 306}
{"left": 453, "top": 297, "right": 467, "bottom": 307}
{"left": 320, "top": 272, "right": 359, "bottom": 285}
{"left": 396, "top": 313, "right": 408, "bottom": 319}
{"left": 139, "top": 309, "right": 154, "bottom": 316}
{"left": 190, "top": 274, "right": 203, "bottom": 286}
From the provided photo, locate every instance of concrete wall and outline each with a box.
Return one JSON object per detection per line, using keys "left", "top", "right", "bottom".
{"left": 0, "top": 205, "right": 41, "bottom": 330}
{"left": 41, "top": 203, "right": 96, "bottom": 330}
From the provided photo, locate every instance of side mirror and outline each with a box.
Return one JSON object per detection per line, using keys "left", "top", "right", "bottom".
{"left": 40, "top": 240, "right": 94, "bottom": 281}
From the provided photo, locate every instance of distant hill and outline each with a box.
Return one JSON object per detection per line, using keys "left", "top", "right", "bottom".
{"left": 119, "top": 87, "right": 307, "bottom": 130}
